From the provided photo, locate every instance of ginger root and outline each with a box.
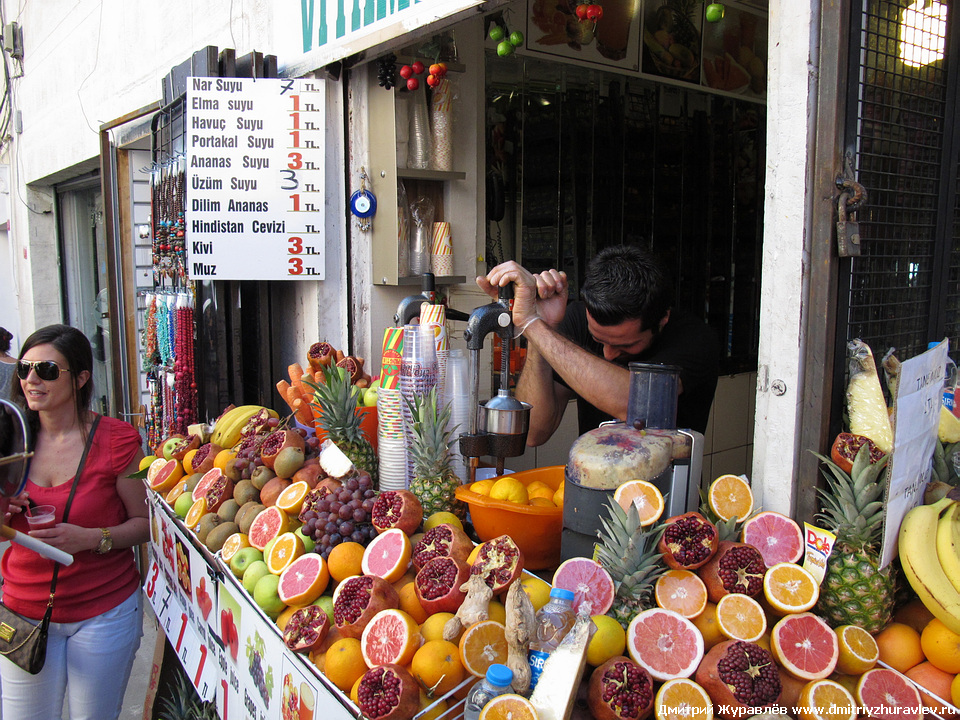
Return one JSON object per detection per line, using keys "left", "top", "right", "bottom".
{"left": 443, "top": 574, "right": 492, "bottom": 642}
{"left": 505, "top": 580, "right": 537, "bottom": 695}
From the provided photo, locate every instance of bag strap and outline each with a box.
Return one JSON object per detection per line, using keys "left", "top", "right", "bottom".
{"left": 43, "top": 413, "right": 100, "bottom": 614}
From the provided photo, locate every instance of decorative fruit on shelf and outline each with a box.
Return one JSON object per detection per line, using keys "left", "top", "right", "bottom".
{"left": 411, "top": 60, "right": 425, "bottom": 75}
{"left": 705, "top": 3, "right": 725, "bottom": 22}
{"left": 399, "top": 65, "right": 413, "bottom": 79}
{"left": 406, "top": 77, "right": 419, "bottom": 91}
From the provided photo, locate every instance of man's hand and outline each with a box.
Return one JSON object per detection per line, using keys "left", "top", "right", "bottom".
{"left": 477, "top": 262, "right": 568, "bottom": 328}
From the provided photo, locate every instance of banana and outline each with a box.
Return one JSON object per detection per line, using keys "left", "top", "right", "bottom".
{"left": 211, "top": 405, "right": 268, "bottom": 448}
{"left": 899, "top": 496, "right": 960, "bottom": 634}
{"left": 936, "top": 501, "right": 960, "bottom": 594}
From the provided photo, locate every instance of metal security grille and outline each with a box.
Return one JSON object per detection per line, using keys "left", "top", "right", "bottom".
{"left": 840, "top": 0, "right": 958, "bottom": 365}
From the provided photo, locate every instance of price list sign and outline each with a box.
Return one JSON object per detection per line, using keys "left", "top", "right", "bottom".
{"left": 185, "top": 77, "right": 326, "bottom": 280}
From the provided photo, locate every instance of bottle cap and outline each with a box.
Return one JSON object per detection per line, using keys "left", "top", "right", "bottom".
{"left": 549, "top": 587, "right": 575, "bottom": 602}
{"left": 486, "top": 663, "right": 513, "bottom": 687}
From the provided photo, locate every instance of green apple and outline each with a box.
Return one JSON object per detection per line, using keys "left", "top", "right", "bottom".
{"left": 241, "top": 559, "right": 271, "bottom": 594}
{"left": 497, "top": 40, "right": 515, "bottom": 57}
{"left": 489, "top": 24, "right": 505, "bottom": 42}
{"left": 252, "top": 574, "right": 285, "bottom": 618}
{"left": 230, "top": 546, "right": 264, "bottom": 579}
{"left": 705, "top": 3, "right": 725, "bottom": 22}
{"left": 174, "top": 492, "right": 194, "bottom": 519}
{"left": 294, "top": 526, "right": 315, "bottom": 553}
{"left": 509, "top": 31, "right": 524, "bottom": 47}
{"left": 363, "top": 387, "right": 379, "bottom": 407}
{"left": 314, "top": 595, "right": 335, "bottom": 624}
{"left": 161, "top": 435, "right": 183, "bottom": 460}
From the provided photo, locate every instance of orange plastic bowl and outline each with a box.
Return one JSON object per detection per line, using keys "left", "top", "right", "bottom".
{"left": 455, "top": 466, "right": 564, "bottom": 570}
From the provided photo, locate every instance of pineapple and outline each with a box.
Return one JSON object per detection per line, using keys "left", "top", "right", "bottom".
{"left": 595, "top": 499, "right": 666, "bottom": 628}
{"left": 312, "top": 365, "right": 379, "bottom": 486}
{"left": 813, "top": 446, "right": 896, "bottom": 633}
{"left": 846, "top": 339, "right": 893, "bottom": 453}
{"left": 407, "top": 388, "right": 465, "bottom": 520}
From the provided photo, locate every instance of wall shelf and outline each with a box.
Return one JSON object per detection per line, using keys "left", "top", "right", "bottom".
{"left": 397, "top": 168, "right": 466, "bottom": 181}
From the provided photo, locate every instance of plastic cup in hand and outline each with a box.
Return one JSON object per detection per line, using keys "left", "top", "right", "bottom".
{"left": 25, "top": 505, "right": 56, "bottom": 531}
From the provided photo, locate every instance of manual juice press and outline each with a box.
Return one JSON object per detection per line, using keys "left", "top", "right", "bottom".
{"left": 560, "top": 362, "right": 704, "bottom": 561}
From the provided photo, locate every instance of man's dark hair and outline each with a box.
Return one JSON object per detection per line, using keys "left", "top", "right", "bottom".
{"left": 581, "top": 245, "right": 674, "bottom": 331}
{"left": 0, "top": 327, "right": 11, "bottom": 354}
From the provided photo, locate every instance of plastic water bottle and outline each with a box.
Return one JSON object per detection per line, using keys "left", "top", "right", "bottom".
{"left": 928, "top": 341, "right": 958, "bottom": 415}
{"left": 527, "top": 587, "right": 576, "bottom": 692}
{"left": 464, "top": 663, "right": 514, "bottom": 720}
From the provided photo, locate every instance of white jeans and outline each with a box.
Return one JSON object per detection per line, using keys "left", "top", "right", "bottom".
{"left": 0, "top": 590, "right": 143, "bottom": 720}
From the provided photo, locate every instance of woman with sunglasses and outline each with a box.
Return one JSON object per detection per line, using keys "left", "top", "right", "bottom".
{"left": 2, "top": 324, "right": 148, "bottom": 720}
{"left": 0, "top": 327, "right": 15, "bottom": 401}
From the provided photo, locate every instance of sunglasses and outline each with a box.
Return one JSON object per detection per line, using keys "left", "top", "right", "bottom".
{"left": 16, "top": 360, "right": 72, "bottom": 382}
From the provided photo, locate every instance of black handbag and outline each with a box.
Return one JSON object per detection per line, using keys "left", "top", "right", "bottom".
{"left": 0, "top": 414, "right": 99, "bottom": 674}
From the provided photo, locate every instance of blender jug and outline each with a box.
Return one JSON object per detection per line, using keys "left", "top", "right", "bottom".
{"left": 626, "top": 362, "right": 680, "bottom": 430}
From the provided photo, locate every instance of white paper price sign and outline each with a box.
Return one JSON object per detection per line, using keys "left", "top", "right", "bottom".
{"left": 185, "top": 77, "right": 326, "bottom": 280}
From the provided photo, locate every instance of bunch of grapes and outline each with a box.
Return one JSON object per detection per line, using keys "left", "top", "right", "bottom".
{"left": 376, "top": 53, "right": 397, "bottom": 89}
{"left": 233, "top": 419, "right": 321, "bottom": 480}
{"left": 299, "top": 473, "right": 377, "bottom": 559}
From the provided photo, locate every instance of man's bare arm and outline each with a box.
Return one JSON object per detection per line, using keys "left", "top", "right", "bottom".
{"left": 515, "top": 337, "right": 574, "bottom": 446}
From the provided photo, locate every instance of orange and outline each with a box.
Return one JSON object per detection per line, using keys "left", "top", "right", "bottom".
{"left": 478, "top": 694, "right": 538, "bottom": 720}
{"left": 214, "top": 448, "right": 237, "bottom": 472}
{"left": 716, "top": 592, "right": 767, "bottom": 642}
{"left": 323, "top": 637, "right": 368, "bottom": 692}
{"left": 467, "top": 544, "right": 482, "bottom": 566}
{"left": 459, "top": 620, "right": 508, "bottom": 677}
{"left": 184, "top": 497, "right": 208, "bottom": 530}
{"left": 528, "top": 497, "right": 555, "bottom": 508}
{"left": 951, "top": 671, "right": 960, "bottom": 709}
{"left": 655, "top": 678, "right": 713, "bottom": 720}
{"left": 763, "top": 562, "right": 819, "bottom": 614}
{"left": 707, "top": 474, "right": 754, "bottom": 521}
{"left": 327, "top": 541, "right": 365, "bottom": 583}
{"left": 692, "top": 602, "right": 724, "bottom": 649}
{"left": 274, "top": 480, "right": 311, "bottom": 515}
{"left": 655, "top": 569, "right": 708, "bottom": 619}
{"left": 895, "top": 598, "right": 936, "bottom": 635}
{"left": 350, "top": 675, "right": 363, "bottom": 705}
{"left": 875, "top": 622, "right": 925, "bottom": 673}
{"left": 796, "top": 679, "right": 858, "bottom": 720}
{"left": 419, "top": 691, "right": 448, "bottom": 720}
{"left": 921, "top": 618, "right": 960, "bottom": 674}
{"left": 398, "top": 582, "right": 429, "bottom": 625}
{"left": 489, "top": 477, "right": 528, "bottom": 504}
{"left": 904, "top": 661, "right": 958, "bottom": 715}
{"left": 470, "top": 479, "right": 494, "bottom": 496}
{"left": 487, "top": 600, "right": 506, "bottom": 625}
{"left": 553, "top": 484, "right": 564, "bottom": 507}
{"left": 360, "top": 609, "right": 419, "bottom": 668}
{"left": 521, "top": 575, "right": 552, "bottom": 612}
{"left": 165, "top": 479, "right": 189, "bottom": 505}
{"left": 526, "top": 480, "right": 549, "bottom": 493}
{"left": 182, "top": 448, "right": 198, "bottom": 475}
{"left": 421, "top": 612, "right": 457, "bottom": 643}
{"left": 220, "top": 532, "right": 250, "bottom": 564}
{"left": 835, "top": 624, "right": 879, "bottom": 675}
{"left": 613, "top": 479, "right": 665, "bottom": 526}
{"left": 265, "top": 532, "right": 305, "bottom": 575}
{"left": 424, "top": 512, "right": 463, "bottom": 532}
{"left": 411, "top": 639, "right": 465, "bottom": 697}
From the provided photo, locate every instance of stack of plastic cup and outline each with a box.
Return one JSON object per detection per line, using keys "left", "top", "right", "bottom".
{"left": 400, "top": 324, "right": 438, "bottom": 486}
{"left": 421, "top": 303, "right": 448, "bottom": 400}
{"left": 443, "top": 349, "right": 472, "bottom": 485}
{"left": 377, "top": 327, "right": 407, "bottom": 490}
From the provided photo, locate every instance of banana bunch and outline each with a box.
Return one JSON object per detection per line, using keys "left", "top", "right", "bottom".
{"left": 899, "top": 493, "right": 960, "bottom": 634}
{"left": 210, "top": 405, "right": 277, "bottom": 449}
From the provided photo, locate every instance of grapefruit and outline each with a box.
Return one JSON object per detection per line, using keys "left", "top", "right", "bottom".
{"left": 278, "top": 553, "right": 329, "bottom": 605}
{"left": 248, "top": 506, "right": 290, "bottom": 551}
{"left": 148, "top": 458, "right": 183, "bottom": 493}
{"left": 192, "top": 467, "right": 224, "bottom": 502}
{"left": 361, "top": 528, "right": 412, "bottom": 584}
{"left": 740, "top": 511, "right": 804, "bottom": 566}
{"left": 626, "top": 608, "right": 704, "bottom": 681}
{"left": 770, "top": 612, "right": 838, "bottom": 680}
{"left": 856, "top": 667, "right": 923, "bottom": 720}
{"left": 359, "top": 608, "right": 419, "bottom": 668}
{"left": 613, "top": 480, "right": 665, "bottom": 526}
{"left": 551, "top": 557, "right": 615, "bottom": 616}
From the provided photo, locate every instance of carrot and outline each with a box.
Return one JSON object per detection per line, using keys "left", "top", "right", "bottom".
{"left": 276, "top": 380, "right": 297, "bottom": 412}
{"left": 292, "top": 397, "right": 314, "bottom": 427}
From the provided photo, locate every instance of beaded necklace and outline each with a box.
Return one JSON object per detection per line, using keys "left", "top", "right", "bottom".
{"left": 173, "top": 295, "right": 197, "bottom": 432}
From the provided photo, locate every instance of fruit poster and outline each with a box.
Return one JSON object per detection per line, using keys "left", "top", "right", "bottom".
{"left": 699, "top": 2, "right": 767, "bottom": 99}
{"left": 527, "top": 0, "right": 643, "bottom": 72}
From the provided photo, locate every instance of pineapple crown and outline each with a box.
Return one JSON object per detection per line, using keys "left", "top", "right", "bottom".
{"left": 306, "top": 364, "right": 364, "bottom": 433}
{"left": 406, "top": 388, "right": 458, "bottom": 469}
{"left": 595, "top": 498, "right": 666, "bottom": 611}
{"left": 812, "top": 445, "right": 888, "bottom": 549}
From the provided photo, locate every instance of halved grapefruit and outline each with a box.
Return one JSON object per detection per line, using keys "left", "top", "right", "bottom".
{"left": 626, "top": 608, "right": 704, "bottom": 681}
{"left": 740, "top": 511, "right": 804, "bottom": 566}
{"left": 359, "top": 608, "right": 419, "bottom": 668}
{"left": 148, "top": 458, "right": 183, "bottom": 493}
{"left": 361, "top": 528, "right": 412, "bottom": 584}
{"left": 552, "top": 557, "right": 615, "bottom": 616}
{"left": 192, "top": 468, "right": 224, "bottom": 502}
{"left": 278, "top": 553, "right": 329, "bottom": 605}
{"left": 248, "top": 506, "right": 290, "bottom": 551}
{"left": 856, "top": 667, "right": 923, "bottom": 720}
{"left": 770, "top": 612, "right": 838, "bottom": 680}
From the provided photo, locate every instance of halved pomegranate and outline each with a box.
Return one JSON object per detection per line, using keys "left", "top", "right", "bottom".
{"left": 414, "top": 556, "right": 469, "bottom": 615}
{"left": 695, "top": 639, "right": 782, "bottom": 717}
{"left": 259, "top": 430, "right": 306, "bottom": 470}
{"left": 657, "top": 512, "right": 720, "bottom": 570}
{"left": 411, "top": 523, "right": 473, "bottom": 571}
{"left": 371, "top": 490, "right": 423, "bottom": 535}
{"left": 191, "top": 443, "right": 223, "bottom": 474}
{"left": 333, "top": 575, "right": 399, "bottom": 639}
{"left": 830, "top": 432, "right": 885, "bottom": 474}
{"left": 470, "top": 534, "right": 524, "bottom": 595}
{"left": 588, "top": 656, "right": 655, "bottom": 720}
{"left": 204, "top": 475, "right": 235, "bottom": 513}
{"left": 282, "top": 605, "right": 330, "bottom": 653}
{"left": 356, "top": 664, "right": 420, "bottom": 720}
{"left": 169, "top": 434, "right": 201, "bottom": 461}
{"left": 308, "top": 341, "right": 336, "bottom": 370}
{"left": 699, "top": 540, "right": 767, "bottom": 602}
{"left": 336, "top": 355, "right": 364, "bottom": 383}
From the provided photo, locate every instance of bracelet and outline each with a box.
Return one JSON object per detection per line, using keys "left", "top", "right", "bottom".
{"left": 514, "top": 315, "right": 543, "bottom": 338}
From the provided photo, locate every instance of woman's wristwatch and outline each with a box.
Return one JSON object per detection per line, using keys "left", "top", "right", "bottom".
{"left": 93, "top": 528, "right": 113, "bottom": 554}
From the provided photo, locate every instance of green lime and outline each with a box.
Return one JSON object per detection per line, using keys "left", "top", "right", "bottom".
{"left": 489, "top": 25, "right": 505, "bottom": 42}
{"left": 509, "top": 31, "right": 525, "bottom": 46}
{"left": 497, "top": 41, "right": 515, "bottom": 57}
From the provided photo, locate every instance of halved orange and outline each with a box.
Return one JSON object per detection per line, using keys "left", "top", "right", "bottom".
{"left": 265, "top": 531, "right": 305, "bottom": 575}
{"left": 654, "top": 569, "right": 708, "bottom": 619}
{"left": 165, "top": 479, "right": 189, "bottom": 505}
{"left": 835, "top": 624, "right": 879, "bottom": 675}
{"left": 184, "top": 497, "right": 208, "bottom": 530}
{"left": 707, "top": 474, "right": 753, "bottom": 521}
{"left": 716, "top": 592, "right": 767, "bottom": 642}
{"left": 459, "top": 620, "right": 508, "bottom": 678}
{"left": 613, "top": 480, "right": 665, "bottom": 526}
{"left": 275, "top": 480, "right": 311, "bottom": 515}
{"left": 220, "top": 532, "right": 250, "bottom": 564}
{"left": 479, "top": 694, "right": 538, "bottom": 720}
{"left": 796, "top": 678, "right": 858, "bottom": 720}
{"left": 182, "top": 448, "right": 199, "bottom": 475}
{"left": 763, "top": 562, "right": 819, "bottom": 614}
{"left": 655, "top": 678, "right": 713, "bottom": 720}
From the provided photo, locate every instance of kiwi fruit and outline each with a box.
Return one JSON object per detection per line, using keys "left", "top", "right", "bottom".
{"left": 184, "top": 473, "right": 204, "bottom": 492}
{"left": 273, "top": 446, "right": 305, "bottom": 480}
{"left": 217, "top": 498, "right": 241, "bottom": 523}
{"left": 250, "top": 466, "right": 275, "bottom": 491}
{"left": 237, "top": 502, "right": 265, "bottom": 534}
{"left": 195, "top": 513, "right": 223, "bottom": 543}
{"left": 205, "top": 522, "right": 239, "bottom": 553}
{"left": 233, "top": 479, "right": 260, "bottom": 506}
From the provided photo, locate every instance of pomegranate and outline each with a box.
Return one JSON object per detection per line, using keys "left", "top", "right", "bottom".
{"left": 830, "top": 432, "right": 885, "bottom": 474}
{"left": 259, "top": 429, "right": 306, "bottom": 470}
{"left": 657, "top": 512, "right": 720, "bottom": 570}
{"left": 239, "top": 408, "right": 275, "bottom": 439}
{"left": 282, "top": 605, "right": 330, "bottom": 653}
{"left": 204, "top": 475, "right": 235, "bottom": 513}
{"left": 699, "top": 540, "right": 767, "bottom": 602}
{"left": 356, "top": 664, "right": 420, "bottom": 720}
{"left": 169, "top": 434, "right": 201, "bottom": 461}
{"left": 333, "top": 575, "right": 399, "bottom": 639}
{"left": 191, "top": 443, "right": 223, "bottom": 474}
{"left": 695, "top": 640, "right": 781, "bottom": 717}
{"left": 299, "top": 485, "right": 332, "bottom": 521}
{"left": 587, "top": 656, "right": 655, "bottom": 720}
{"left": 371, "top": 490, "right": 424, "bottom": 535}
{"left": 414, "top": 556, "right": 469, "bottom": 615}
{"left": 470, "top": 534, "right": 524, "bottom": 595}
{"left": 411, "top": 523, "right": 473, "bottom": 571}
{"left": 308, "top": 341, "right": 336, "bottom": 369}
{"left": 291, "top": 459, "right": 325, "bottom": 488}
{"left": 336, "top": 355, "right": 364, "bottom": 383}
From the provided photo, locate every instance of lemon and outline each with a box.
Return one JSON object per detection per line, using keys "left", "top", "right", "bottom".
{"left": 489, "top": 477, "right": 529, "bottom": 504}
{"left": 520, "top": 575, "right": 552, "bottom": 611}
{"left": 471, "top": 479, "right": 495, "bottom": 496}
{"left": 586, "top": 615, "right": 627, "bottom": 667}
{"left": 424, "top": 512, "right": 464, "bottom": 532}
{"left": 140, "top": 455, "right": 159, "bottom": 471}
{"left": 939, "top": 405, "right": 960, "bottom": 443}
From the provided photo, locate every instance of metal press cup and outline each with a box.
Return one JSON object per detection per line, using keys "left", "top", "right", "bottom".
{"left": 25, "top": 504, "right": 56, "bottom": 531}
